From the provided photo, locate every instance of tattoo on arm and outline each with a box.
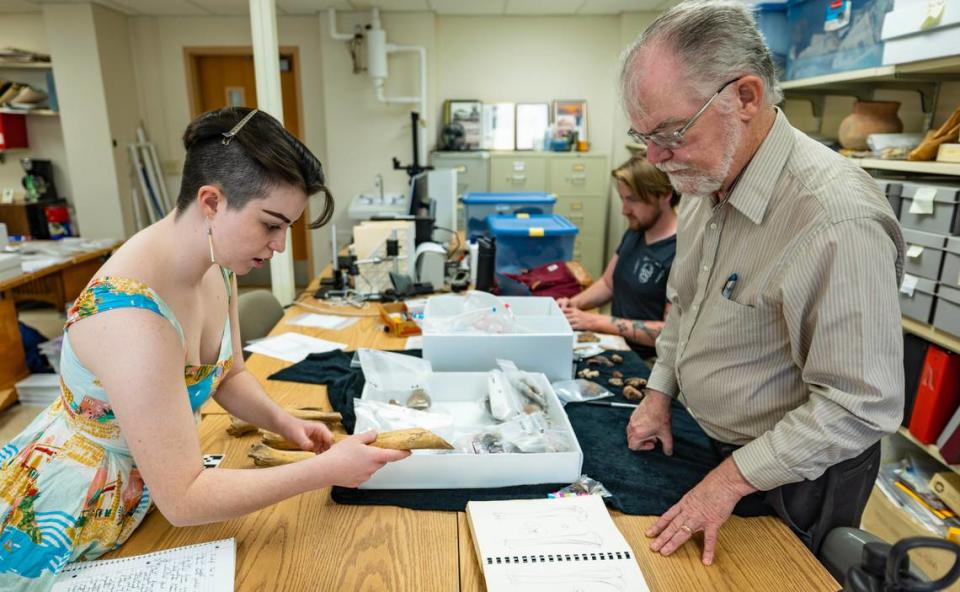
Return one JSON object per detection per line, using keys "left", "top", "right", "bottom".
{"left": 610, "top": 316, "right": 660, "bottom": 345}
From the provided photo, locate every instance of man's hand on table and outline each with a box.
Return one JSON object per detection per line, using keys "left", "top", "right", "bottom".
{"left": 646, "top": 457, "right": 758, "bottom": 565}
{"left": 626, "top": 389, "right": 673, "bottom": 455}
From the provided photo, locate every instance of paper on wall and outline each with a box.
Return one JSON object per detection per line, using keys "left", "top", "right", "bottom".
{"left": 906, "top": 244, "right": 925, "bottom": 259}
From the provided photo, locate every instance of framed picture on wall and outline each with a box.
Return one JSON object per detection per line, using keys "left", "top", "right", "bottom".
{"left": 482, "top": 103, "right": 515, "bottom": 151}
{"left": 515, "top": 103, "right": 549, "bottom": 150}
{"left": 553, "top": 100, "right": 588, "bottom": 142}
{"left": 444, "top": 99, "right": 483, "bottom": 149}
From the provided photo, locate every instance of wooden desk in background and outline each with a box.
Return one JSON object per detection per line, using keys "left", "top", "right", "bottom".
{"left": 0, "top": 240, "right": 121, "bottom": 399}
{"left": 106, "top": 276, "right": 840, "bottom": 591}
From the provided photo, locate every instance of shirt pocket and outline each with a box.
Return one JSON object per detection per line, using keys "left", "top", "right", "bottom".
{"left": 699, "top": 296, "right": 784, "bottom": 357}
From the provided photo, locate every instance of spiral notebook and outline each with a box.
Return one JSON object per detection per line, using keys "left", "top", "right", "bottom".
{"left": 51, "top": 538, "right": 235, "bottom": 592}
{"left": 466, "top": 495, "right": 649, "bottom": 592}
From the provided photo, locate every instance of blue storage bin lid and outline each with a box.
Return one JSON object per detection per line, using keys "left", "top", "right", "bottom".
{"left": 487, "top": 214, "right": 578, "bottom": 237}
{"left": 755, "top": 2, "right": 787, "bottom": 12}
{"left": 462, "top": 192, "right": 555, "bottom": 205}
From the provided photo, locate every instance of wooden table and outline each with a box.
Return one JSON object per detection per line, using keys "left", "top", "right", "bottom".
{"left": 107, "top": 282, "right": 840, "bottom": 591}
{"left": 0, "top": 240, "right": 121, "bottom": 395}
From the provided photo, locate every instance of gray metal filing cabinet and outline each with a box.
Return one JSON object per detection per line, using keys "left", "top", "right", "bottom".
{"left": 432, "top": 150, "right": 610, "bottom": 277}
{"left": 431, "top": 151, "right": 491, "bottom": 232}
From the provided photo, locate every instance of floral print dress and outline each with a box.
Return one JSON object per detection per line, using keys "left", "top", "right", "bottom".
{"left": 0, "top": 271, "right": 233, "bottom": 591}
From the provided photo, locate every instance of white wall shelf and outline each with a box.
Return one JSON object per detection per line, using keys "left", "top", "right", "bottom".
{"left": 902, "top": 317, "right": 960, "bottom": 356}
{"left": 782, "top": 56, "right": 960, "bottom": 134}
{"left": 781, "top": 56, "right": 960, "bottom": 91}
{"left": 0, "top": 108, "right": 58, "bottom": 117}
{"left": 853, "top": 158, "right": 960, "bottom": 177}
{"left": 0, "top": 62, "right": 52, "bottom": 70}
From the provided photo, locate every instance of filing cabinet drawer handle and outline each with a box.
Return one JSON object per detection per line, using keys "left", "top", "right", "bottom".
{"left": 573, "top": 163, "right": 586, "bottom": 172}
{"left": 566, "top": 174, "right": 587, "bottom": 184}
{"left": 570, "top": 202, "right": 583, "bottom": 211}
{"left": 509, "top": 174, "right": 527, "bottom": 183}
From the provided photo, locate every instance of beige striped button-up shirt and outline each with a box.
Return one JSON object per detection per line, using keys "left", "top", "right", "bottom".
{"left": 647, "top": 109, "right": 905, "bottom": 491}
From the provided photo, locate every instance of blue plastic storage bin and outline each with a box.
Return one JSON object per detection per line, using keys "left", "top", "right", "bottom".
{"left": 755, "top": 2, "right": 789, "bottom": 73}
{"left": 462, "top": 192, "right": 556, "bottom": 238}
{"left": 488, "top": 214, "right": 578, "bottom": 273}
{"left": 785, "top": 0, "right": 893, "bottom": 80}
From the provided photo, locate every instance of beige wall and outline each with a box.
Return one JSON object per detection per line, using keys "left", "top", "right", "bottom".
{"left": 606, "top": 12, "right": 661, "bottom": 258}
{"left": 128, "top": 11, "right": 646, "bottom": 273}
{"left": 435, "top": 15, "right": 621, "bottom": 156}
{"left": 93, "top": 3, "right": 140, "bottom": 236}
{"left": 0, "top": 13, "right": 72, "bottom": 209}
{"left": 128, "top": 14, "right": 333, "bottom": 273}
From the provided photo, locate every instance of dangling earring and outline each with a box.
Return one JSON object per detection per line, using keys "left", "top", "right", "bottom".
{"left": 207, "top": 225, "right": 216, "bottom": 264}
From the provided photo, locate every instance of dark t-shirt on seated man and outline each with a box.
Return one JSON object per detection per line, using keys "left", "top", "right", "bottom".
{"left": 612, "top": 230, "right": 676, "bottom": 358}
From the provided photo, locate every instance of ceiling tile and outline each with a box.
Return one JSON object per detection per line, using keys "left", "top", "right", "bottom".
{"left": 278, "top": 0, "right": 352, "bottom": 14}
{"left": 428, "top": 0, "right": 505, "bottom": 15}
{"left": 349, "top": 0, "right": 430, "bottom": 10}
{"left": 577, "top": 0, "right": 662, "bottom": 14}
{"left": 186, "top": 0, "right": 249, "bottom": 15}
{"left": 108, "top": 0, "right": 209, "bottom": 15}
{"left": 0, "top": 0, "right": 40, "bottom": 12}
{"left": 504, "top": 0, "right": 582, "bottom": 15}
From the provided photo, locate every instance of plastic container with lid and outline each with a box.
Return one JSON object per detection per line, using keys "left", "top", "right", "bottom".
{"left": 462, "top": 192, "right": 556, "bottom": 238}
{"left": 487, "top": 214, "right": 578, "bottom": 273}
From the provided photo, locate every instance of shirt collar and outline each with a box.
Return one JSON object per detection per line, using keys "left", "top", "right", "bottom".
{"left": 726, "top": 108, "right": 794, "bottom": 225}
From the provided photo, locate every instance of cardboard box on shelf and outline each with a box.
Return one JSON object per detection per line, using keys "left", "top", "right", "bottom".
{"left": 931, "top": 472, "right": 960, "bottom": 516}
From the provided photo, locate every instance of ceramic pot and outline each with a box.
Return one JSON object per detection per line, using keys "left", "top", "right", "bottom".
{"left": 838, "top": 100, "right": 903, "bottom": 150}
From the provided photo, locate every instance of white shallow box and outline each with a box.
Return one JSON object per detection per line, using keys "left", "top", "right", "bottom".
{"left": 882, "top": 1, "right": 960, "bottom": 65}
{"left": 422, "top": 295, "right": 574, "bottom": 380}
{"left": 358, "top": 371, "right": 583, "bottom": 489}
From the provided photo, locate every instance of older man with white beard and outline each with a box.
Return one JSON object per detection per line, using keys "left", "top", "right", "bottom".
{"left": 620, "top": 0, "right": 905, "bottom": 565}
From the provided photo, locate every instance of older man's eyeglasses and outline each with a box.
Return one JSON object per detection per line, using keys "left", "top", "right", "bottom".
{"left": 627, "top": 77, "right": 741, "bottom": 150}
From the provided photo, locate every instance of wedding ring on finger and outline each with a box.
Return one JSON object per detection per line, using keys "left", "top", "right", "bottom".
{"left": 680, "top": 524, "right": 693, "bottom": 534}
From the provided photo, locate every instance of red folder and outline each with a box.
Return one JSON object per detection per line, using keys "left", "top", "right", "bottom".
{"left": 909, "top": 346, "right": 960, "bottom": 445}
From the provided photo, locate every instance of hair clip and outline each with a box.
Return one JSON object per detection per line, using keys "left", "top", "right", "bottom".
{"left": 222, "top": 108, "right": 259, "bottom": 145}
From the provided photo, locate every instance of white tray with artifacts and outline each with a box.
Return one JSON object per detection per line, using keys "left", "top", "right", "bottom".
{"left": 355, "top": 350, "right": 583, "bottom": 489}
{"left": 421, "top": 292, "right": 574, "bottom": 381}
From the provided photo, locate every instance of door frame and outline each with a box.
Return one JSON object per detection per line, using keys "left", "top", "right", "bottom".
{"left": 183, "top": 46, "right": 313, "bottom": 286}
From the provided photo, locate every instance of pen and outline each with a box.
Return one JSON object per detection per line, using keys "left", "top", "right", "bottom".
{"left": 721, "top": 273, "right": 738, "bottom": 299}
{"left": 579, "top": 400, "right": 638, "bottom": 409}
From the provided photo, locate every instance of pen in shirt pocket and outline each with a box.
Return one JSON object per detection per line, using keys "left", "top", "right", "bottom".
{"left": 721, "top": 273, "right": 738, "bottom": 299}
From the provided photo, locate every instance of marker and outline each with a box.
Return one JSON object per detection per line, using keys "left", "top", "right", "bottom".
{"left": 721, "top": 273, "right": 738, "bottom": 299}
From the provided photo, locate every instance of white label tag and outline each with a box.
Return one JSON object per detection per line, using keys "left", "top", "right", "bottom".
{"left": 923, "top": 0, "right": 946, "bottom": 30}
{"left": 909, "top": 187, "right": 937, "bottom": 215}
{"left": 907, "top": 244, "right": 925, "bottom": 259}
{"left": 900, "top": 274, "right": 919, "bottom": 297}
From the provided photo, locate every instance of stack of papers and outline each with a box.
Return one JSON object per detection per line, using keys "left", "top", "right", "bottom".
{"left": 243, "top": 332, "right": 347, "bottom": 363}
{"left": 15, "top": 373, "right": 60, "bottom": 406}
{"left": 284, "top": 313, "right": 357, "bottom": 331}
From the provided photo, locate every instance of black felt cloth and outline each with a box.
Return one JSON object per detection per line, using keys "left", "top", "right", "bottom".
{"left": 268, "top": 349, "right": 773, "bottom": 517}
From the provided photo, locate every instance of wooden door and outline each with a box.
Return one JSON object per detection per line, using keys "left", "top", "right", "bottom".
{"left": 187, "top": 49, "right": 310, "bottom": 287}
